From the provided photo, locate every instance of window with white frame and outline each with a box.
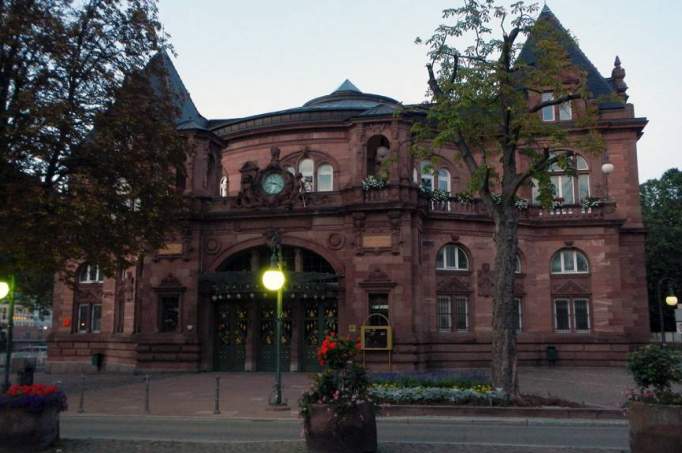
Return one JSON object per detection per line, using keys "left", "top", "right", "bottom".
{"left": 419, "top": 161, "right": 434, "bottom": 190}
{"left": 436, "top": 244, "right": 469, "bottom": 271}
{"left": 76, "top": 303, "right": 101, "bottom": 333}
{"left": 515, "top": 255, "right": 522, "bottom": 274}
{"left": 531, "top": 153, "right": 590, "bottom": 205}
{"left": 541, "top": 92, "right": 555, "bottom": 121}
{"left": 437, "top": 168, "right": 451, "bottom": 193}
{"left": 317, "top": 164, "right": 333, "bottom": 192}
{"left": 551, "top": 249, "right": 589, "bottom": 274}
{"left": 541, "top": 91, "right": 572, "bottom": 122}
{"left": 79, "top": 264, "right": 103, "bottom": 284}
{"left": 436, "top": 295, "right": 468, "bottom": 332}
{"left": 554, "top": 298, "right": 590, "bottom": 332}
{"left": 299, "top": 159, "right": 314, "bottom": 192}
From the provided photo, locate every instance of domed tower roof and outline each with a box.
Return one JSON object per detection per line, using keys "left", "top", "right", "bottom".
{"left": 303, "top": 79, "right": 399, "bottom": 109}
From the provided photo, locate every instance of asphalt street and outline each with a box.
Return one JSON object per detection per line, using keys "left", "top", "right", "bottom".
{"left": 61, "top": 415, "right": 629, "bottom": 451}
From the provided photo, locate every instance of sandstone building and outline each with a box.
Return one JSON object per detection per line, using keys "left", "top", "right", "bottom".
{"left": 48, "top": 7, "right": 649, "bottom": 372}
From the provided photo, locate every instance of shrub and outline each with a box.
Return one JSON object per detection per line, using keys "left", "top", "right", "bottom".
{"left": 627, "top": 345, "right": 682, "bottom": 393}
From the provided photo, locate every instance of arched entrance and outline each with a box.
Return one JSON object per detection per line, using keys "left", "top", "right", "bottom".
{"left": 201, "top": 245, "right": 339, "bottom": 372}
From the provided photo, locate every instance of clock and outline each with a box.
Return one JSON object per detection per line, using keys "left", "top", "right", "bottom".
{"left": 261, "top": 172, "right": 285, "bottom": 195}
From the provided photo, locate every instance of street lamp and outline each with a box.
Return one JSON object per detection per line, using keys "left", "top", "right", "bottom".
{"left": 657, "top": 277, "right": 677, "bottom": 345}
{"left": 1, "top": 275, "right": 15, "bottom": 392}
{"left": 601, "top": 156, "right": 614, "bottom": 200}
{"left": 262, "top": 249, "right": 286, "bottom": 407}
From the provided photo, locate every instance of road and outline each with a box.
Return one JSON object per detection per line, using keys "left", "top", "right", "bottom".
{"left": 61, "top": 415, "right": 629, "bottom": 450}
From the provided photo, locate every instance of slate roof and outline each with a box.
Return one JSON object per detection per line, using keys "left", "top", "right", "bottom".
{"left": 147, "top": 51, "right": 208, "bottom": 131}
{"left": 517, "top": 5, "right": 615, "bottom": 98}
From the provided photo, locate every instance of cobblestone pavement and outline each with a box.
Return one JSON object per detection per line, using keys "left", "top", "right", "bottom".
{"left": 47, "top": 440, "right": 625, "bottom": 453}
{"left": 30, "top": 366, "right": 639, "bottom": 418}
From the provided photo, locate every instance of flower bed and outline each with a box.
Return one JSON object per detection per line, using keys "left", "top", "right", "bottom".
{"left": 0, "top": 384, "right": 67, "bottom": 452}
{"left": 370, "top": 385, "right": 505, "bottom": 405}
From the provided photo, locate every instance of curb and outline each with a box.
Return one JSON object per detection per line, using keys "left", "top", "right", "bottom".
{"left": 377, "top": 405, "right": 625, "bottom": 419}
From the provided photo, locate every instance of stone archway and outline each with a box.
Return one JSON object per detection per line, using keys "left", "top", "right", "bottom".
{"left": 202, "top": 244, "right": 339, "bottom": 372}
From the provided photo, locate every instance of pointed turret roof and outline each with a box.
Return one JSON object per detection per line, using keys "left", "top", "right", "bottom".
{"left": 334, "top": 79, "right": 361, "bottom": 93}
{"left": 517, "top": 5, "right": 614, "bottom": 98}
{"left": 146, "top": 51, "right": 208, "bottom": 130}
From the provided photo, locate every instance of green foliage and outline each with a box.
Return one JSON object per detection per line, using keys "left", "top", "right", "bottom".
{"left": 0, "top": 0, "right": 187, "bottom": 282}
{"left": 627, "top": 345, "right": 682, "bottom": 394}
{"left": 299, "top": 335, "right": 374, "bottom": 420}
{"left": 640, "top": 168, "right": 682, "bottom": 332}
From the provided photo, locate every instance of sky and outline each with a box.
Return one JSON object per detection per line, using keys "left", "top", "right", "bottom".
{"left": 158, "top": 0, "right": 682, "bottom": 182}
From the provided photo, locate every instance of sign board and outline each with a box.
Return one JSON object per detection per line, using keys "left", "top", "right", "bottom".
{"left": 677, "top": 321, "right": 682, "bottom": 335}
{"left": 362, "top": 235, "right": 391, "bottom": 248}
{"left": 675, "top": 308, "right": 682, "bottom": 322}
{"left": 360, "top": 325, "right": 393, "bottom": 351}
{"left": 157, "top": 243, "right": 183, "bottom": 255}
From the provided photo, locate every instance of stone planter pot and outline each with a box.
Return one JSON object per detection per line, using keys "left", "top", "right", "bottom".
{"left": 304, "top": 402, "right": 377, "bottom": 453}
{"left": 0, "top": 405, "right": 60, "bottom": 452}
{"left": 628, "top": 400, "right": 682, "bottom": 453}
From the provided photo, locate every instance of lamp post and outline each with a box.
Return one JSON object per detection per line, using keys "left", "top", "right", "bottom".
{"left": 1, "top": 275, "right": 15, "bottom": 392}
{"left": 262, "top": 248, "right": 286, "bottom": 407}
{"left": 657, "top": 277, "right": 678, "bottom": 345}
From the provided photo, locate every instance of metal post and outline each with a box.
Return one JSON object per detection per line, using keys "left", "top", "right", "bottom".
{"left": 144, "top": 375, "right": 150, "bottom": 414}
{"left": 274, "top": 286, "right": 282, "bottom": 405}
{"left": 78, "top": 374, "right": 85, "bottom": 413}
{"left": 2, "top": 275, "right": 15, "bottom": 393}
{"left": 213, "top": 376, "right": 221, "bottom": 415}
{"left": 658, "top": 279, "right": 666, "bottom": 345}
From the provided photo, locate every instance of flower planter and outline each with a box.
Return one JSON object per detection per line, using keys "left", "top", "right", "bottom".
{"left": 304, "top": 401, "right": 377, "bottom": 453}
{"left": 628, "top": 401, "right": 682, "bottom": 453}
{"left": 0, "top": 405, "right": 60, "bottom": 452}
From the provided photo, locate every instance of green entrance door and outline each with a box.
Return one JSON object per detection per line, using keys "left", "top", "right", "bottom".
{"left": 257, "top": 299, "right": 292, "bottom": 371}
{"left": 302, "top": 299, "right": 338, "bottom": 372}
{"left": 215, "top": 301, "right": 248, "bottom": 371}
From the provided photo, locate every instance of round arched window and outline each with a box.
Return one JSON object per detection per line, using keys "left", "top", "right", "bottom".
{"left": 436, "top": 244, "right": 469, "bottom": 271}
{"left": 551, "top": 249, "right": 589, "bottom": 274}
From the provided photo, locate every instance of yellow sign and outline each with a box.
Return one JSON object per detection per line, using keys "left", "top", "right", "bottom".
{"left": 362, "top": 235, "right": 391, "bottom": 248}
{"left": 360, "top": 325, "right": 393, "bottom": 351}
{"left": 158, "top": 243, "right": 183, "bottom": 255}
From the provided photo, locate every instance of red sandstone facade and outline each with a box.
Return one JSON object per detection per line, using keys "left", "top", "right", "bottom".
{"left": 48, "top": 8, "right": 650, "bottom": 373}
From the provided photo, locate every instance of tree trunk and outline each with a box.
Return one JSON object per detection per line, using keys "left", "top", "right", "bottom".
{"left": 490, "top": 204, "right": 519, "bottom": 396}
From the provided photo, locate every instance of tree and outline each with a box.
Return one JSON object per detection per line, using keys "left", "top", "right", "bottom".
{"left": 0, "top": 1, "right": 187, "bottom": 283}
{"left": 640, "top": 168, "right": 682, "bottom": 333}
{"left": 415, "top": 1, "right": 605, "bottom": 394}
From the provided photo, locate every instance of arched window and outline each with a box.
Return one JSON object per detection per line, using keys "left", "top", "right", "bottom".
{"left": 419, "top": 161, "right": 434, "bottom": 191}
{"left": 437, "top": 168, "right": 451, "bottom": 193}
{"left": 79, "top": 264, "right": 103, "bottom": 284}
{"left": 532, "top": 152, "right": 590, "bottom": 205}
{"left": 299, "top": 159, "right": 314, "bottom": 192}
{"left": 551, "top": 249, "right": 589, "bottom": 274}
{"left": 219, "top": 176, "right": 228, "bottom": 197}
{"left": 436, "top": 244, "right": 469, "bottom": 271}
{"left": 317, "top": 164, "right": 334, "bottom": 192}
{"left": 515, "top": 255, "right": 522, "bottom": 274}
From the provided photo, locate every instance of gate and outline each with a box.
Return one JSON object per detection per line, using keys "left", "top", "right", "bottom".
{"left": 257, "top": 298, "right": 292, "bottom": 371}
{"left": 302, "top": 299, "right": 338, "bottom": 372}
{"left": 214, "top": 301, "right": 248, "bottom": 371}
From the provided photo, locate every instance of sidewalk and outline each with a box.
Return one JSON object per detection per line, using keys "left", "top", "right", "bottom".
{"left": 34, "top": 366, "right": 636, "bottom": 418}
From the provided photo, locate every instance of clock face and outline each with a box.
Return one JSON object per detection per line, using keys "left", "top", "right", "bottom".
{"left": 262, "top": 172, "right": 285, "bottom": 195}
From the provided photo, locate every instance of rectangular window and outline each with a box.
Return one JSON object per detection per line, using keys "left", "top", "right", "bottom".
{"left": 159, "top": 296, "right": 180, "bottom": 332}
{"left": 453, "top": 296, "right": 468, "bottom": 331}
{"left": 368, "top": 294, "right": 389, "bottom": 326}
{"left": 561, "top": 176, "right": 575, "bottom": 204}
{"left": 91, "top": 304, "right": 102, "bottom": 333}
{"left": 574, "top": 299, "right": 590, "bottom": 331}
{"left": 77, "top": 305, "right": 89, "bottom": 333}
{"left": 578, "top": 175, "right": 590, "bottom": 201}
{"left": 554, "top": 299, "right": 570, "bottom": 331}
{"left": 513, "top": 298, "right": 522, "bottom": 331}
{"left": 559, "top": 100, "right": 572, "bottom": 120}
{"left": 437, "top": 296, "right": 452, "bottom": 332}
{"left": 541, "top": 92, "right": 555, "bottom": 122}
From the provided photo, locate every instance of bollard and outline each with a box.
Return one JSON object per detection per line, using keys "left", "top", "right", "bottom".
{"left": 144, "top": 375, "right": 150, "bottom": 414}
{"left": 78, "top": 374, "right": 85, "bottom": 413}
{"left": 213, "top": 376, "right": 221, "bottom": 415}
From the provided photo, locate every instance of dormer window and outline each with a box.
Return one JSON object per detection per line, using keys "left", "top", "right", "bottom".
{"left": 541, "top": 92, "right": 572, "bottom": 122}
{"left": 79, "top": 264, "right": 103, "bottom": 284}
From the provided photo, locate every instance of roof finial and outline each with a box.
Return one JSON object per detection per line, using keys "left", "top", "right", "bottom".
{"left": 611, "top": 56, "right": 628, "bottom": 100}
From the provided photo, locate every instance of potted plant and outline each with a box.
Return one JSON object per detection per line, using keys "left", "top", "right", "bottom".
{"left": 626, "top": 345, "right": 682, "bottom": 453}
{"left": 299, "top": 334, "right": 377, "bottom": 453}
{"left": 361, "top": 176, "right": 387, "bottom": 191}
{"left": 0, "top": 384, "right": 68, "bottom": 451}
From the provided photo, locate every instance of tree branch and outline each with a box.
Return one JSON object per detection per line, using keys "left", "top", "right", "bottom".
{"left": 528, "top": 93, "right": 581, "bottom": 113}
{"left": 426, "top": 63, "right": 443, "bottom": 98}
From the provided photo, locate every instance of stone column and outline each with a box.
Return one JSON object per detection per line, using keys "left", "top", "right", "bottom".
{"left": 245, "top": 249, "right": 260, "bottom": 371}
{"left": 289, "top": 248, "right": 303, "bottom": 371}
